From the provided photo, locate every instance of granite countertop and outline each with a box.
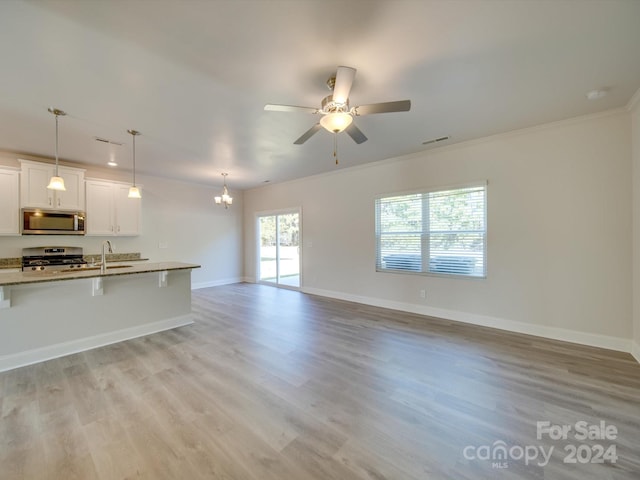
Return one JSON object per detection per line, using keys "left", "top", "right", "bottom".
{"left": 0, "top": 252, "right": 148, "bottom": 270}
{"left": 0, "top": 258, "right": 21, "bottom": 270}
{"left": 0, "top": 262, "right": 201, "bottom": 287}
{"left": 83, "top": 252, "right": 148, "bottom": 264}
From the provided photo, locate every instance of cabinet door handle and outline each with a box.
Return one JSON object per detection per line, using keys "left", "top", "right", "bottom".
{"left": 57, "top": 198, "right": 61, "bottom": 207}
{"left": 117, "top": 225, "right": 121, "bottom": 233}
{"left": 48, "top": 197, "right": 52, "bottom": 206}
{"left": 111, "top": 225, "right": 114, "bottom": 232}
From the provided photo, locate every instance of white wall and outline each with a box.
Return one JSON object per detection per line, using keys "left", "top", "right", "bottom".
{"left": 244, "top": 110, "right": 632, "bottom": 351}
{"left": 631, "top": 96, "right": 640, "bottom": 361}
{"left": 0, "top": 152, "right": 243, "bottom": 288}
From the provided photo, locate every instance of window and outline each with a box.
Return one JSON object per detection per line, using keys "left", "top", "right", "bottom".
{"left": 375, "top": 183, "right": 486, "bottom": 277}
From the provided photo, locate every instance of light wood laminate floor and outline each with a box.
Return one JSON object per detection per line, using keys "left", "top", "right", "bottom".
{"left": 1, "top": 283, "right": 639, "bottom": 479}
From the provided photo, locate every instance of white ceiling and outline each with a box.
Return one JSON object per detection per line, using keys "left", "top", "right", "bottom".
{"left": 0, "top": 0, "right": 639, "bottom": 190}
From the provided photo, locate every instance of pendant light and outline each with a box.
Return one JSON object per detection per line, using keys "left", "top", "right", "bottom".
{"left": 214, "top": 173, "right": 233, "bottom": 208}
{"left": 127, "top": 129, "right": 141, "bottom": 198}
{"left": 46, "top": 108, "right": 66, "bottom": 191}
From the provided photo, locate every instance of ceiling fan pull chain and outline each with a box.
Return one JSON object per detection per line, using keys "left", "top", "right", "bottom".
{"left": 334, "top": 132, "right": 338, "bottom": 165}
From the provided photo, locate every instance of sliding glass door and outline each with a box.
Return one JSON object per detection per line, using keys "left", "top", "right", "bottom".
{"left": 258, "top": 210, "right": 300, "bottom": 288}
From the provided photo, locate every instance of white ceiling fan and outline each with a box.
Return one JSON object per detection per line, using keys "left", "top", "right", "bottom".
{"left": 264, "top": 66, "right": 411, "bottom": 146}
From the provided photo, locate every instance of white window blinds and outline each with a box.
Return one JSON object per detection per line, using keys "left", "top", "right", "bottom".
{"left": 375, "top": 183, "right": 486, "bottom": 277}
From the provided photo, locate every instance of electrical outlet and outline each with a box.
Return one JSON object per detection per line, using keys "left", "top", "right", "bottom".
{"left": 158, "top": 241, "right": 168, "bottom": 249}
{"left": 420, "top": 289, "right": 426, "bottom": 299}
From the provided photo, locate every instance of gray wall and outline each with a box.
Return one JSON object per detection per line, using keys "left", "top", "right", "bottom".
{"left": 244, "top": 110, "right": 633, "bottom": 352}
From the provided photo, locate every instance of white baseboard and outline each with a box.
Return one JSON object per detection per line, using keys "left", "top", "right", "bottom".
{"left": 302, "top": 287, "right": 632, "bottom": 354}
{"left": 192, "top": 277, "right": 244, "bottom": 289}
{"left": 632, "top": 341, "right": 640, "bottom": 364}
{"left": 0, "top": 314, "right": 194, "bottom": 373}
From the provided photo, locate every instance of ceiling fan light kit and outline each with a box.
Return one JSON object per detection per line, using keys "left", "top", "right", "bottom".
{"left": 319, "top": 111, "right": 352, "bottom": 133}
{"left": 264, "top": 65, "right": 411, "bottom": 162}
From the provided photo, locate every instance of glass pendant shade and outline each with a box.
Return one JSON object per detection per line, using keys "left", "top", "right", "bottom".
{"left": 320, "top": 112, "right": 353, "bottom": 133}
{"left": 47, "top": 175, "right": 66, "bottom": 191}
{"left": 128, "top": 186, "right": 141, "bottom": 198}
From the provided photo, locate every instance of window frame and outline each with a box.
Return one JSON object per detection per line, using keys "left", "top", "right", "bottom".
{"left": 375, "top": 181, "right": 487, "bottom": 279}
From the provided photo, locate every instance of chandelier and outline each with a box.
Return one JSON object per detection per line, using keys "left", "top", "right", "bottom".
{"left": 214, "top": 173, "right": 233, "bottom": 208}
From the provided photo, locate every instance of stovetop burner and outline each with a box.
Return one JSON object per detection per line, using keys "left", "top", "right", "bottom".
{"left": 22, "top": 246, "right": 88, "bottom": 272}
{"left": 26, "top": 259, "right": 51, "bottom": 266}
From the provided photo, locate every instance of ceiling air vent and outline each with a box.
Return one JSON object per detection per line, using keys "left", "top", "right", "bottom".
{"left": 422, "top": 136, "right": 450, "bottom": 146}
{"left": 94, "top": 137, "right": 123, "bottom": 146}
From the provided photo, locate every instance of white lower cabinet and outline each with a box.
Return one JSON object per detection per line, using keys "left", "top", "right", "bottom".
{"left": 0, "top": 168, "right": 20, "bottom": 235}
{"left": 85, "top": 180, "right": 141, "bottom": 236}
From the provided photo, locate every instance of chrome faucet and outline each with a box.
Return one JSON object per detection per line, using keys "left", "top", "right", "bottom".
{"left": 101, "top": 240, "right": 113, "bottom": 273}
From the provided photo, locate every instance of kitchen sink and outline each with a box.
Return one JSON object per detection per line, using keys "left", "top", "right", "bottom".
{"left": 58, "top": 265, "right": 133, "bottom": 273}
{"left": 91, "top": 265, "right": 133, "bottom": 271}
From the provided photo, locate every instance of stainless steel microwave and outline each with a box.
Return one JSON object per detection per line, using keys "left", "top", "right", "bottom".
{"left": 22, "top": 209, "right": 86, "bottom": 235}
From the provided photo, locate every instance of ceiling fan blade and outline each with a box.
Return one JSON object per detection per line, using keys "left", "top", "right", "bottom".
{"left": 264, "top": 104, "right": 319, "bottom": 114}
{"left": 332, "top": 66, "right": 357, "bottom": 104}
{"left": 345, "top": 123, "right": 368, "bottom": 144}
{"left": 353, "top": 100, "right": 411, "bottom": 116}
{"left": 294, "top": 123, "right": 322, "bottom": 144}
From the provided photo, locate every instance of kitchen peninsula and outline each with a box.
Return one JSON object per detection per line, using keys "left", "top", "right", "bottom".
{"left": 0, "top": 262, "right": 200, "bottom": 372}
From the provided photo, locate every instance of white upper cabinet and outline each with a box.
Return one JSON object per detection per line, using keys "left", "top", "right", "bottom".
{"left": 85, "top": 179, "right": 114, "bottom": 235}
{"left": 85, "top": 179, "right": 141, "bottom": 236}
{"left": 0, "top": 167, "right": 20, "bottom": 235}
{"left": 19, "top": 160, "right": 85, "bottom": 211}
{"left": 113, "top": 183, "right": 140, "bottom": 236}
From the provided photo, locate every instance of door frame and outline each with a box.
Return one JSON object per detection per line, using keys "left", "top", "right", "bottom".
{"left": 255, "top": 207, "right": 302, "bottom": 290}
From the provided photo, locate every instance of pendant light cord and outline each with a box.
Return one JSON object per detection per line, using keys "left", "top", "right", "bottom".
{"left": 54, "top": 113, "right": 60, "bottom": 176}
{"left": 333, "top": 132, "right": 338, "bottom": 165}
{"left": 132, "top": 133, "right": 136, "bottom": 186}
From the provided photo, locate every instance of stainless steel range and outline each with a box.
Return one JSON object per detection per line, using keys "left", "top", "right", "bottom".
{"left": 22, "top": 246, "right": 88, "bottom": 272}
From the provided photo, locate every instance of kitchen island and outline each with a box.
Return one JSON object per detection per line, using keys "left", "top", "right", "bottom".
{"left": 0, "top": 262, "right": 200, "bottom": 372}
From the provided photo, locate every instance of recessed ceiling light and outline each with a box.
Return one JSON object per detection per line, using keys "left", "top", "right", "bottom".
{"left": 107, "top": 161, "right": 118, "bottom": 167}
{"left": 586, "top": 89, "right": 609, "bottom": 100}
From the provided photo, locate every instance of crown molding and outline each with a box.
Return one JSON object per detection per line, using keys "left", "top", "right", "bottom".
{"left": 627, "top": 86, "right": 640, "bottom": 112}
{"left": 248, "top": 107, "right": 629, "bottom": 194}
